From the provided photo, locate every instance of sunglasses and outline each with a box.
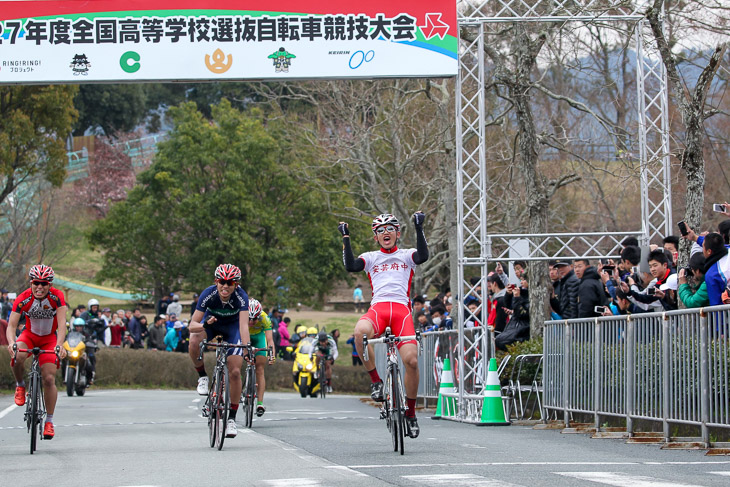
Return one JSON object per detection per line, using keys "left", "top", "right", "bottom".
{"left": 217, "top": 279, "right": 238, "bottom": 286}
{"left": 375, "top": 225, "right": 397, "bottom": 235}
{"left": 31, "top": 280, "right": 50, "bottom": 287}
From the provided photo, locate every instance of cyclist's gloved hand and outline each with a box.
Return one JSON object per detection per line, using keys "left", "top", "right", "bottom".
{"left": 412, "top": 211, "right": 425, "bottom": 228}
{"left": 326, "top": 355, "right": 333, "bottom": 362}
{"left": 338, "top": 222, "right": 349, "bottom": 236}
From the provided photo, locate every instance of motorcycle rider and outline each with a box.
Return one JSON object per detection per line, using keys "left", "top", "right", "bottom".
{"left": 80, "top": 298, "right": 106, "bottom": 342}
{"left": 314, "top": 331, "right": 338, "bottom": 393}
{"left": 64, "top": 317, "right": 95, "bottom": 386}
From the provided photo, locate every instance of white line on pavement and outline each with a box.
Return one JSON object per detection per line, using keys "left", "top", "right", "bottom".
{"left": 0, "top": 404, "right": 18, "bottom": 420}
{"left": 709, "top": 472, "right": 730, "bottom": 476}
{"left": 262, "top": 480, "right": 322, "bottom": 487}
{"left": 346, "top": 461, "right": 730, "bottom": 469}
{"left": 323, "top": 466, "right": 369, "bottom": 477}
{"left": 554, "top": 472, "right": 704, "bottom": 487}
{"left": 403, "top": 473, "right": 522, "bottom": 486}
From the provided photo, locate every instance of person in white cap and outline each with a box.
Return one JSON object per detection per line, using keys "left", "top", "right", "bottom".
{"left": 166, "top": 294, "right": 182, "bottom": 319}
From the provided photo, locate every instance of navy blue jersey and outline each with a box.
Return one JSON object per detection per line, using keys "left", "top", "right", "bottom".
{"left": 196, "top": 284, "right": 249, "bottom": 327}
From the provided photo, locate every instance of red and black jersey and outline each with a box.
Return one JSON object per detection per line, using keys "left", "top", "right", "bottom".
{"left": 12, "top": 287, "right": 66, "bottom": 336}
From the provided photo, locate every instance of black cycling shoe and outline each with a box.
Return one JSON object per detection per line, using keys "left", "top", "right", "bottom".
{"left": 370, "top": 381, "right": 384, "bottom": 402}
{"left": 406, "top": 416, "right": 420, "bottom": 438}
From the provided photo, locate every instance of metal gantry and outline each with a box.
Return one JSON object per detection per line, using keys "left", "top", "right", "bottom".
{"left": 453, "top": 1, "right": 672, "bottom": 421}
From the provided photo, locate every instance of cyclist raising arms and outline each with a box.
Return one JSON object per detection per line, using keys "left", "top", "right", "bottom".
{"left": 188, "top": 264, "right": 251, "bottom": 439}
{"left": 5, "top": 265, "right": 67, "bottom": 439}
{"left": 338, "top": 212, "right": 429, "bottom": 438}
{"left": 246, "top": 298, "right": 276, "bottom": 417}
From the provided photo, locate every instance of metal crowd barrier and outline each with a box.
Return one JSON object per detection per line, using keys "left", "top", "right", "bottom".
{"left": 372, "top": 326, "right": 494, "bottom": 414}
{"left": 543, "top": 305, "right": 730, "bottom": 444}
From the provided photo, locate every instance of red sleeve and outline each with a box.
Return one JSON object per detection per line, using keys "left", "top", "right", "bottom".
{"left": 12, "top": 289, "right": 33, "bottom": 313}
{"left": 50, "top": 288, "right": 66, "bottom": 307}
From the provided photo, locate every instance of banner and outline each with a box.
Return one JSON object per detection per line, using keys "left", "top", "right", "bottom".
{"left": 0, "top": 1, "right": 457, "bottom": 83}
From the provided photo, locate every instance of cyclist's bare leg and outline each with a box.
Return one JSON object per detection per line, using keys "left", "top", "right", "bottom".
{"left": 353, "top": 319, "right": 376, "bottom": 370}
{"left": 255, "top": 354, "right": 266, "bottom": 402}
{"left": 188, "top": 332, "right": 205, "bottom": 368}
{"left": 398, "top": 343, "right": 420, "bottom": 400}
{"left": 226, "top": 354, "right": 243, "bottom": 407}
{"left": 11, "top": 341, "right": 29, "bottom": 383}
{"left": 325, "top": 360, "right": 332, "bottom": 380}
{"left": 41, "top": 362, "right": 58, "bottom": 415}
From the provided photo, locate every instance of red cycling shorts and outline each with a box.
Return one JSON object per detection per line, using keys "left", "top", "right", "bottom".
{"left": 16, "top": 330, "right": 58, "bottom": 367}
{"left": 361, "top": 302, "right": 416, "bottom": 349}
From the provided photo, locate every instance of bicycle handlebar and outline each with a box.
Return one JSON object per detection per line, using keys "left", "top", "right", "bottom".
{"left": 198, "top": 338, "right": 253, "bottom": 361}
{"left": 12, "top": 344, "right": 60, "bottom": 367}
{"left": 362, "top": 329, "right": 422, "bottom": 362}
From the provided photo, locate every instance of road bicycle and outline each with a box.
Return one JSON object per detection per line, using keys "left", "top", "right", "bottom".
{"left": 363, "top": 327, "right": 421, "bottom": 455}
{"left": 316, "top": 352, "right": 328, "bottom": 399}
{"left": 13, "top": 344, "right": 59, "bottom": 454}
{"left": 198, "top": 336, "right": 249, "bottom": 450}
{"left": 241, "top": 346, "right": 272, "bottom": 428}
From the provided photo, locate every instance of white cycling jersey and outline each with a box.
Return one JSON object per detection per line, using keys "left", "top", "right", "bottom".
{"left": 358, "top": 247, "right": 417, "bottom": 307}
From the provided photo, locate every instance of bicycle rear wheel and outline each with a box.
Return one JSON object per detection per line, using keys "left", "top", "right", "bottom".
{"left": 215, "top": 365, "right": 229, "bottom": 450}
{"left": 392, "top": 369, "right": 405, "bottom": 455}
{"left": 384, "top": 372, "right": 397, "bottom": 452}
{"left": 319, "top": 362, "right": 327, "bottom": 399}
{"left": 244, "top": 365, "right": 255, "bottom": 428}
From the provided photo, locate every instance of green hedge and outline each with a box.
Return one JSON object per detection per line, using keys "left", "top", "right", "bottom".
{"left": 0, "top": 347, "right": 371, "bottom": 394}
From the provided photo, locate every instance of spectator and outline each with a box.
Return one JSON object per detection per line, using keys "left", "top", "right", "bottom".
{"left": 148, "top": 315, "right": 167, "bottom": 351}
{"left": 464, "top": 276, "right": 482, "bottom": 307}
{"left": 609, "top": 289, "right": 634, "bottom": 315}
{"left": 623, "top": 249, "right": 677, "bottom": 311}
{"left": 574, "top": 259, "right": 608, "bottom": 318}
{"left": 127, "top": 308, "right": 144, "bottom": 349}
{"left": 278, "top": 317, "right": 292, "bottom": 360}
{"left": 157, "top": 294, "right": 172, "bottom": 316}
{"left": 1, "top": 288, "right": 12, "bottom": 320}
{"left": 548, "top": 261, "right": 562, "bottom": 319}
{"left": 678, "top": 253, "right": 709, "bottom": 308}
{"left": 346, "top": 334, "right": 362, "bottom": 366}
{"left": 166, "top": 313, "right": 178, "bottom": 331}
{"left": 176, "top": 320, "right": 190, "bottom": 353}
{"left": 411, "top": 295, "right": 426, "bottom": 329}
{"left": 164, "top": 321, "right": 183, "bottom": 351}
{"left": 513, "top": 260, "right": 527, "bottom": 281}
{"left": 554, "top": 261, "right": 580, "bottom": 319}
{"left": 465, "top": 301, "right": 481, "bottom": 328}
{"left": 620, "top": 245, "right": 642, "bottom": 282}
{"left": 70, "top": 307, "right": 83, "bottom": 320}
{"left": 331, "top": 328, "right": 341, "bottom": 349}
{"left": 166, "top": 294, "right": 182, "bottom": 319}
{"left": 353, "top": 284, "right": 364, "bottom": 313}
{"left": 415, "top": 310, "right": 431, "bottom": 331}
{"left": 495, "top": 285, "right": 529, "bottom": 350}
{"left": 429, "top": 305, "right": 452, "bottom": 331}
{"left": 139, "top": 315, "right": 149, "bottom": 347}
{"left": 101, "top": 307, "right": 112, "bottom": 326}
{"left": 622, "top": 236, "right": 639, "bottom": 248}
{"left": 663, "top": 236, "right": 680, "bottom": 268}
{"left": 190, "top": 293, "right": 199, "bottom": 319}
{"left": 487, "top": 273, "right": 509, "bottom": 333}
{"left": 493, "top": 262, "right": 510, "bottom": 288}
{"left": 0, "top": 317, "right": 8, "bottom": 346}
{"left": 702, "top": 232, "right": 730, "bottom": 306}
{"left": 109, "top": 313, "right": 125, "bottom": 348}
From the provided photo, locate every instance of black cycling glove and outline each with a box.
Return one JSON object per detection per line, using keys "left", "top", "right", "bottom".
{"left": 412, "top": 211, "right": 425, "bottom": 228}
{"left": 338, "top": 222, "right": 349, "bottom": 236}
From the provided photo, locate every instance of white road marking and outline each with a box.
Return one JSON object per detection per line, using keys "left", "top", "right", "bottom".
{"left": 709, "top": 472, "right": 730, "bottom": 476}
{"left": 262, "top": 480, "right": 322, "bottom": 487}
{"left": 323, "top": 466, "right": 369, "bottom": 477}
{"left": 554, "top": 472, "right": 704, "bottom": 487}
{"left": 346, "top": 461, "right": 730, "bottom": 469}
{"left": 0, "top": 404, "right": 18, "bottom": 420}
{"left": 191, "top": 398, "right": 201, "bottom": 403}
{"left": 403, "top": 473, "right": 522, "bottom": 486}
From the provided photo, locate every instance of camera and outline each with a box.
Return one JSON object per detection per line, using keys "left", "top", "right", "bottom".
{"left": 631, "top": 266, "right": 640, "bottom": 275}
{"left": 713, "top": 203, "right": 726, "bottom": 213}
{"left": 594, "top": 306, "right": 608, "bottom": 314}
{"left": 647, "top": 287, "right": 657, "bottom": 296}
{"left": 602, "top": 265, "right": 615, "bottom": 273}
{"left": 678, "top": 221, "right": 688, "bottom": 237}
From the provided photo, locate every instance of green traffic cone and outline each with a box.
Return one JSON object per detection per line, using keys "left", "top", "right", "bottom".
{"left": 478, "top": 357, "right": 510, "bottom": 426}
{"left": 432, "top": 358, "right": 456, "bottom": 419}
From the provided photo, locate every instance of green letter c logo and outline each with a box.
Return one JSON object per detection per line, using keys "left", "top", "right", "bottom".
{"left": 120, "top": 51, "right": 141, "bottom": 73}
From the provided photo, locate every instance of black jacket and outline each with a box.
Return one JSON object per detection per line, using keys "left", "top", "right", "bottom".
{"left": 557, "top": 270, "right": 580, "bottom": 319}
{"left": 495, "top": 295, "right": 530, "bottom": 351}
{"left": 577, "top": 266, "right": 608, "bottom": 318}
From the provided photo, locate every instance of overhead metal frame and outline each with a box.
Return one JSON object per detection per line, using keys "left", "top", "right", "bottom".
{"left": 452, "top": 1, "right": 672, "bottom": 421}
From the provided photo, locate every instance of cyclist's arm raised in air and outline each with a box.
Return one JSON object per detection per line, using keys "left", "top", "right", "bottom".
{"left": 411, "top": 211, "right": 429, "bottom": 265}
{"left": 338, "top": 222, "right": 365, "bottom": 272}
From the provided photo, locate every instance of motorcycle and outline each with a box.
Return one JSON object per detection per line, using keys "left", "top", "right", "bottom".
{"left": 62, "top": 323, "right": 96, "bottom": 397}
{"left": 287, "top": 337, "right": 321, "bottom": 398}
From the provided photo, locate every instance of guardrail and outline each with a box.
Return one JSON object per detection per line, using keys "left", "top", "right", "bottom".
{"left": 543, "top": 305, "right": 730, "bottom": 444}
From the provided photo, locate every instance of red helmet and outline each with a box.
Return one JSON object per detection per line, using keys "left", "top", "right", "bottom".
{"left": 214, "top": 263, "right": 241, "bottom": 281}
{"left": 248, "top": 298, "right": 262, "bottom": 320}
{"left": 29, "top": 264, "right": 55, "bottom": 282}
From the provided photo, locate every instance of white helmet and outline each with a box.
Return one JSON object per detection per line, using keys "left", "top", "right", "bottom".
{"left": 88, "top": 298, "right": 99, "bottom": 308}
{"left": 372, "top": 213, "right": 400, "bottom": 233}
{"left": 248, "top": 298, "right": 262, "bottom": 320}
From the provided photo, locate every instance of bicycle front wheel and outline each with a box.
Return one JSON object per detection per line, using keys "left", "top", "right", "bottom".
{"left": 208, "top": 373, "right": 219, "bottom": 448}
{"left": 244, "top": 365, "right": 255, "bottom": 428}
{"left": 319, "top": 363, "right": 327, "bottom": 399}
{"left": 30, "top": 371, "right": 41, "bottom": 454}
{"left": 215, "top": 365, "right": 229, "bottom": 450}
{"left": 391, "top": 366, "right": 405, "bottom": 455}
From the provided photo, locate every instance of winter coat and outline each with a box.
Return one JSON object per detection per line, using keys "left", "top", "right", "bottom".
{"left": 557, "top": 270, "right": 580, "bottom": 320}
{"left": 495, "top": 295, "right": 530, "bottom": 351}
{"left": 577, "top": 266, "right": 608, "bottom": 318}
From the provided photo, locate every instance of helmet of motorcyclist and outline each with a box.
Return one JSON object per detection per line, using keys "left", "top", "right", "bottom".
{"left": 306, "top": 327, "right": 318, "bottom": 337}
{"left": 214, "top": 263, "right": 241, "bottom": 281}
{"left": 372, "top": 213, "right": 400, "bottom": 234}
{"left": 72, "top": 317, "right": 85, "bottom": 329}
{"left": 28, "top": 264, "right": 54, "bottom": 282}
{"left": 248, "top": 298, "right": 262, "bottom": 320}
{"left": 317, "top": 331, "right": 328, "bottom": 342}
{"left": 88, "top": 298, "right": 99, "bottom": 309}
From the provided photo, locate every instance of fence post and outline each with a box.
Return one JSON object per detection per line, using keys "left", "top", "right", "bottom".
{"left": 563, "top": 321, "right": 570, "bottom": 427}
{"left": 662, "top": 313, "right": 670, "bottom": 441}
{"left": 626, "top": 315, "right": 634, "bottom": 436}
{"left": 700, "top": 309, "right": 710, "bottom": 446}
{"left": 594, "top": 318, "right": 601, "bottom": 430}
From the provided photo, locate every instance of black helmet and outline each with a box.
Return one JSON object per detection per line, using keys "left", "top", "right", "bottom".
{"left": 317, "top": 331, "right": 328, "bottom": 342}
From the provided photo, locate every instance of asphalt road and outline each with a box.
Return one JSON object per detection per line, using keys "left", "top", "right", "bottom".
{"left": 0, "top": 388, "right": 728, "bottom": 486}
